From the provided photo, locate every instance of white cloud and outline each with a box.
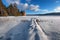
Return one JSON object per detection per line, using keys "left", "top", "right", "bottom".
{"left": 43, "top": 6, "right": 60, "bottom": 13}
{"left": 56, "top": 1, "right": 60, "bottom": 3}
{"left": 41, "top": 9, "right": 48, "bottom": 12}
{"left": 6, "top": 0, "right": 20, "bottom": 5}
{"left": 39, "top": 9, "right": 49, "bottom": 14}
{"left": 54, "top": 6, "right": 60, "bottom": 12}
{"left": 6, "top": 0, "right": 40, "bottom": 11}
{"left": 26, "top": 0, "right": 31, "bottom": 3}
{"left": 14, "top": 0, "right": 20, "bottom": 5}
{"left": 23, "top": 3, "right": 29, "bottom": 9}
{"left": 18, "top": 3, "right": 29, "bottom": 11}
{"left": 6, "top": 0, "right": 49, "bottom": 13}
{"left": 19, "top": 4, "right": 40, "bottom": 12}
{"left": 30, "top": 4, "right": 40, "bottom": 12}
{"left": 42, "top": 7, "right": 60, "bottom": 13}
{"left": 26, "top": 0, "right": 31, "bottom": 2}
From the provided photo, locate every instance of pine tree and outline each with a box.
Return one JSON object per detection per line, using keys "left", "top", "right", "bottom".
{"left": 0, "top": 0, "right": 8, "bottom": 16}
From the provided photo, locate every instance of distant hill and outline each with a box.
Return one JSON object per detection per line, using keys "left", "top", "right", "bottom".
{"left": 43, "top": 12, "right": 60, "bottom": 15}
{"left": 27, "top": 12, "right": 60, "bottom": 16}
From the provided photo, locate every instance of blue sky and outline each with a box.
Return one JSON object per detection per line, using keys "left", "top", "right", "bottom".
{"left": 2, "top": 0, "right": 60, "bottom": 14}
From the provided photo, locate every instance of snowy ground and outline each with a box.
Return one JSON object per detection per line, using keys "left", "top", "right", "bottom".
{"left": 0, "top": 16, "right": 60, "bottom": 40}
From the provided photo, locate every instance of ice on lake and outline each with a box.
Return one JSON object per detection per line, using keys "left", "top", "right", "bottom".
{"left": 0, "top": 16, "right": 60, "bottom": 40}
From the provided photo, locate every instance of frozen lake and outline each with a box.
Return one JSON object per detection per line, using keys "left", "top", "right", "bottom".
{"left": 0, "top": 16, "right": 60, "bottom": 40}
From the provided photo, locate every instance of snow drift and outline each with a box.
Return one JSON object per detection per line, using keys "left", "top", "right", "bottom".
{"left": 0, "top": 16, "right": 60, "bottom": 40}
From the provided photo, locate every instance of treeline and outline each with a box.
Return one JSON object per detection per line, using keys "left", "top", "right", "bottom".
{"left": 0, "top": 0, "right": 26, "bottom": 16}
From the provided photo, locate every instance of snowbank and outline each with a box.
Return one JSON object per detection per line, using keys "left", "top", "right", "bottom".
{"left": 0, "top": 16, "right": 60, "bottom": 40}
